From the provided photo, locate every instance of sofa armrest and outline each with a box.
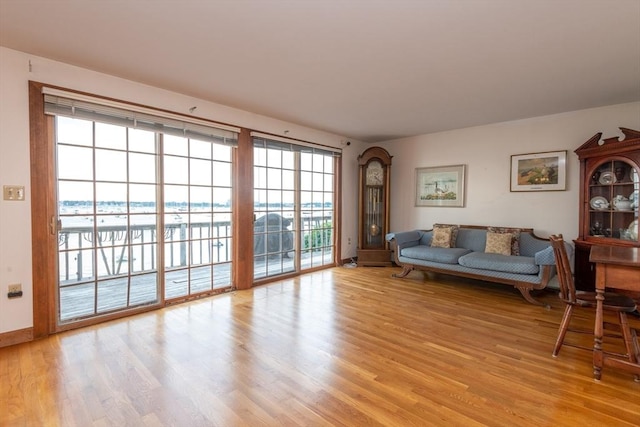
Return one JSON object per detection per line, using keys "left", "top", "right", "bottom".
{"left": 386, "top": 230, "right": 423, "bottom": 248}
{"left": 534, "top": 246, "right": 556, "bottom": 265}
{"left": 535, "top": 242, "right": 573, "bottom": 266}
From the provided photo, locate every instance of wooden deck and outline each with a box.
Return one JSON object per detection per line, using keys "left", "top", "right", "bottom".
{"left": 59, "top": 265, "right": 232, "bottom": 321}
{"left": 59, "top": 251, "right": 332, "bottom": 321}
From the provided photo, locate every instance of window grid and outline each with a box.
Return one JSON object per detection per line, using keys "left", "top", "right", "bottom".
{"left": 163, "top": 135, "right": 233, "bottom": 299}
{"left": 254, "top": 144, "right": 336, "bottom": 279}
{"left": 55, "top": 115, "right": 235, "bottom": 323}
{"left": 300, "top": 152, "right": 334, "bottom": 269}
{"left": 56, "top": 117, "right": 161, "bottom": 321}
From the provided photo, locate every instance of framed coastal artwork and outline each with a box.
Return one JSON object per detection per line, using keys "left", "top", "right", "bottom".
{"left": 415, "top": 164, "right": 466, "bottom": 207}
{"left": 510, "top": 150, "right": 567, "bottom": 192}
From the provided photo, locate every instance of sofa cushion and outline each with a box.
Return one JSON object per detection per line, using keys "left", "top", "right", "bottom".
{"left": 401, "top": 246, "right": 472, "bottom": 264}
{"left": 485, "top": 231, "right": 512, "bottom": 255}
{"left": 454, "top": 228, "right": 488, "bottom": 252}
{"left": 431, "top": 226, "right": 453, "bottom": 248}
{"left": 434, "top": 223, "right": 460, "bottom": 247}
{"left": 458, "top": 252, "right": 540, "bottom": 275}
{"left": 487, "top": 226, "right": 521, "bottom": 255}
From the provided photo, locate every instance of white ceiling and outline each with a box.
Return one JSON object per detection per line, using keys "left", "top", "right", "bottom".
{"left": 1, "top": 0, "right": 639, "bottom": 142}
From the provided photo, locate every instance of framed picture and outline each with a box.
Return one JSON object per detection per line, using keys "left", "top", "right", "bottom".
{"left": 510, "top": 150, "right": 567, "bottom": 192}
{"left": 415, "top": 164, "right": 466, "bottom": 207}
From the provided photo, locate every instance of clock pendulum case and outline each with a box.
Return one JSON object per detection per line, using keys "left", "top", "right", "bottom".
{"left": 357, "top": 146, "right": 392, "bottom": 266}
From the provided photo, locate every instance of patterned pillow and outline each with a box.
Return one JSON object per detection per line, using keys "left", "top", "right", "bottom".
{"left": 487, "top": 226, "right": 521, "bottom": 256}
{"left": 433, "top": 223, "right": 460, "bottom": 247}
{"left": 485, "top": 231, "right": 513, "bottom": 255}
{"left": 431, "top": 226, "right": 453, "bottom": 248}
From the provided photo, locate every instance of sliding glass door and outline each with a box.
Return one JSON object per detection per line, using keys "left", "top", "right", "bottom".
{"left": 48, "top": 89, "right": 238, "bottom": 325}
{"left": 56, "top": 116, "right": 161, "bottom": 322}
{"left": 300, "top": 150, "right": 335, "bottom": 269}
{"left": 33, "top": 84, "right": 341, "bottom": 333}
{"left": 162, "top": 135, "right": 233, "bottom": 299}
{"left": 253, "top": 141, "right": 297, "bottom": 278}
{"left": 253, "top": 136, "right": 338, "bottom": 280}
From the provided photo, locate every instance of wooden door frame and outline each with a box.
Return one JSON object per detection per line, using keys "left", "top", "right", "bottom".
{"left": 29, "top": 81, "right": 169, "bottom": 335}
{"left": 29, "top": 81, "right": 55, "bottom": 338}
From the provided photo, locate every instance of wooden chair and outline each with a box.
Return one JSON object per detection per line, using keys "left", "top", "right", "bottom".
{"left": 549, "top": 234, "right": 640, "bottom": 379}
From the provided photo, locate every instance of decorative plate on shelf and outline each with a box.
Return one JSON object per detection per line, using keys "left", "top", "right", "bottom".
{"left": 629, "top": 191, "right": 638, "bottom": 209}
{"left": 589, "top": 196, "right": 609, "bottom": 210}
{"left": 627, "top": 220, "right": 638, "bottom": 240}
{"left": 598, "top": 171, "right": 616, "bottom": 185}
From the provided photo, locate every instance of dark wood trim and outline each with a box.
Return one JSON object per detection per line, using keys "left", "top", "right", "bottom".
{"left": 30, "top": 82, "right": 240, "bottom": 134}
{"left": 334, "top": 155, "right": 342, "bottom": 265}
{"left": 573, "top": 127, "right": 640, "bottom": 290}
{"left": 357, "top": 146, "right": 393, "bottom": 166}
{"left": 234, "top": 128, "right": 254, "bottom": 290}
{"left": 28, "top": 81, "right": 168, "bottom": 337}
{"left": 0, "top": 327, "right": 33, "bottom": 348}
{"left": 29, "top": 80, "right": 55, "bottom": 338}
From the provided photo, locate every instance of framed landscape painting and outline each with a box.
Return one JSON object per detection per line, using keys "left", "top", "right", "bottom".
{"left": 415, "top": 164, "right": 466, "bottom": 207}
{"left": 510, "top": 150, "right": 567, "bottom": 192}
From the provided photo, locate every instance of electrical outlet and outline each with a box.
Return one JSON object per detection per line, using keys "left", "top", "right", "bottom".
{"left": 3, "top": 185, "right": 25, "bottom": 201}
{"left": 8, "top": 284, "right": 23, "bottom": 298}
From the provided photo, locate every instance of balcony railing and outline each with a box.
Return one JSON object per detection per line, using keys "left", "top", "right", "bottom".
{"left": 58, "top": 220, "right": 232, "bottom": 284}
{"left": 58, "top": 212, "right": 332, "bottom": 285}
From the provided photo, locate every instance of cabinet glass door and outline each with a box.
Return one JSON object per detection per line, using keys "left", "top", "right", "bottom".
{"left": 588, "top": 160, "right": 638, "bottom": 242}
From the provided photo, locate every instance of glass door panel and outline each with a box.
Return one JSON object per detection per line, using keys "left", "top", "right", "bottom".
{"left": 300, "top": 152, "right": 334, "bottom": 269}
{"left": 253, "top": 140, "right": 336, "bottom": 279}
{"left": 588, "top": 160, "right": 639, "bottom": 242}
{"left": 253, "top": 146, "right": 296, "bottom": 279}
{"left": 162, "top": 135, "right": 233, "bottom": 299}
{"left": 56, "top": 117, "right": 160, "bottom": 323}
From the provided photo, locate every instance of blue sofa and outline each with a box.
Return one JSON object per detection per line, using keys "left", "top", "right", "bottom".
{"left": 386, "top": 225, "right": 569, "bottom": 306}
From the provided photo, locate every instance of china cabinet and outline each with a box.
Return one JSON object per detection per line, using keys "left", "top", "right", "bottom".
{"left": 357, "top": 147, "right": 392, "bottom": 266}
{"left": 574, "top": 127, "right": 640, "bottom": 290}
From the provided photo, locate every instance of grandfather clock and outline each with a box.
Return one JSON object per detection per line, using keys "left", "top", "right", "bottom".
{"left": 357, "top": 147, "right": 392, "bottom": 266}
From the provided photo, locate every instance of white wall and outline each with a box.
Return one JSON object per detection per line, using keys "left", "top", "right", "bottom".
{"left": 2, "top": 44, "right": 638, "bottom": 336}
{"left": 0, "top": 46, "right": 362, "bottom": 334}
{"left": 379, "top": 103, "right": 640, "bottom": 238}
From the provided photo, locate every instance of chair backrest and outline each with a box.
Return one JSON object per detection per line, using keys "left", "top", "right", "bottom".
{"left": 549, "top": 234, "right": 577, "bottom": 303}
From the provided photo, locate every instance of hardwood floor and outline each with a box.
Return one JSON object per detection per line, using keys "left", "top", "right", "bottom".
{"left": 1, "top": 266, "right": 639, "bottom": 426}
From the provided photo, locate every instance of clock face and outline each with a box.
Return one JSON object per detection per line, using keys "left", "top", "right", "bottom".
{"left": 366, "top": 161, "right": 384, "bottom": 186}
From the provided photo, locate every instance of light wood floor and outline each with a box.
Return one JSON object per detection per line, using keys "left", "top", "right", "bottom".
{"left": 2, "top": 266, "right": 639, "bottom": 426}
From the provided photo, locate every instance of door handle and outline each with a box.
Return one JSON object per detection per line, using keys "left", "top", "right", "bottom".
{"left": 50, "top": 216, "right": 61, "bottom": 235}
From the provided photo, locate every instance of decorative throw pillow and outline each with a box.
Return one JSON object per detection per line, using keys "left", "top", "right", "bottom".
{"left": 431, "top": 226, "right": 453, "bottom": 248}
{"left": 485, "top": 231, "right": 513, "bottom": 255}
{"left": 434, "top": 223, "right": 460, "bottom": 247}
{"left": 487, "top": 226, "right": 521, "bottom": 256}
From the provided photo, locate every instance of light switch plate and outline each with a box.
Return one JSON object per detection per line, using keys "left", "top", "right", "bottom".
{"left": 3, "top": 185, "right": 25, "bottom": 201}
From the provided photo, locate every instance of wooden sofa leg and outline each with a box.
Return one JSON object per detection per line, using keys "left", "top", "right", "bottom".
{"left": 392, "top": 266, "right": 414, "bottom": 278}
{"left": 516, "top": 286, "right": 550, "bottom": 309}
